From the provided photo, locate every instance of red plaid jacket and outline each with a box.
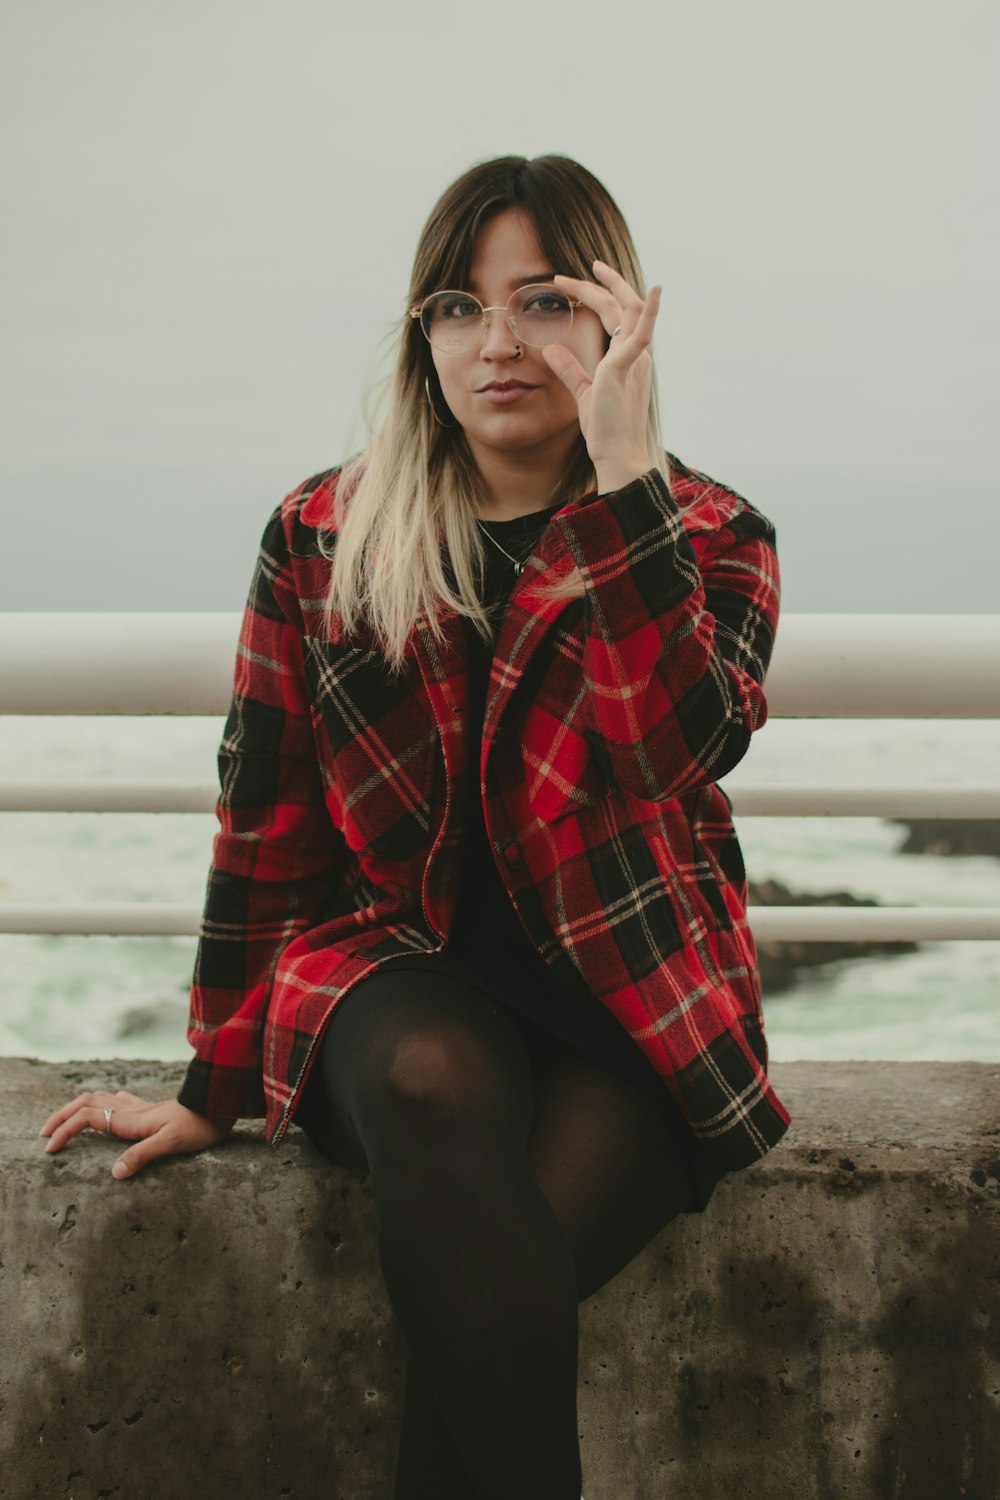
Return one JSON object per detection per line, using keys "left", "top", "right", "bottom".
{"left": 178, "top": 456, "right": 790, "bottom": 1169}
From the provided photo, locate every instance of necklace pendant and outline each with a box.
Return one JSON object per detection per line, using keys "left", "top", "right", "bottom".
{"left": 513, "top": 560, "right": 524, "bottom": 577}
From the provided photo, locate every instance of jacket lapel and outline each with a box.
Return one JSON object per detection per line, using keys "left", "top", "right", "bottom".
{"left": 411, "top": 522, "right": 580, "bottom": 783}
{"left": 410, "top": 604, "right": 468, "bottom": 783}
{"left": 481, "top": 525, "right": 581, "bottom": 756}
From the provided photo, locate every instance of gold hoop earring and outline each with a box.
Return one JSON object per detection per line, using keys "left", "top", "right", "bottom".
{"left": 424, "top": 375, "right": 456, "bottom": 429}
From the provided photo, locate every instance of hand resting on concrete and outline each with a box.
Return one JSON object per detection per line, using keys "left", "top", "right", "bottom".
{"left": 39, "top": 1090, "right": 233, "bottom": 1179}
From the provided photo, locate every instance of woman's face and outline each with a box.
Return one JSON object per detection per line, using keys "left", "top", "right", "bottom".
{"left": 429, "top": 208, "right": 605, "bottom": 476}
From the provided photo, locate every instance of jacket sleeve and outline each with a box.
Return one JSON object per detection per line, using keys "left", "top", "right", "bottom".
{"left": 552, "top": 465, "right": 779, "bottom": 802}
{"left": 177, "top": 502, "right": 346, "bottom": 1121}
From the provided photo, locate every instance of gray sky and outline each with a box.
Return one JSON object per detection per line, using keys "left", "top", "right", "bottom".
{"left": 1, "top": 0, "right": 997, "bottom": 613}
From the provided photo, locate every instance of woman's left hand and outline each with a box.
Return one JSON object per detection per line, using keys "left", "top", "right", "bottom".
{"left": 39, "top": 1088, "right": 234, "bottom": 1179}
{"left": 543, "top": 260, "right": 662, "bottom": 493}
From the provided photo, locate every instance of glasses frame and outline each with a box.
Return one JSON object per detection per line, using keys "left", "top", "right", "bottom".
{"left": 409, "top": 284, "right": 583, "bottom": 351}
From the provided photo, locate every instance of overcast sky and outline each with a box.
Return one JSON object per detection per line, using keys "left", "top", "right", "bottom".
{"left": 1, "top": 0, "right": 996, "bottom": 614}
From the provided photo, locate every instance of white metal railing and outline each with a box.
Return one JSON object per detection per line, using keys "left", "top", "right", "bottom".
{"left": 1, "top": 901, "right": 995, "bottom": 942}
{"left": 4, "top": 612, "right": 1000, "bottom": 719}
{"left": 1, "top": 612, "right": 998, "bottom": 942}
{"left": 2, "top": 780, "right": 998, "bottom": 820}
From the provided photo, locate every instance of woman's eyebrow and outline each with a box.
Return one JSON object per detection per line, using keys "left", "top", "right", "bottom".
{"left": 466, "top": 272, "right": 557, "bottom": 294}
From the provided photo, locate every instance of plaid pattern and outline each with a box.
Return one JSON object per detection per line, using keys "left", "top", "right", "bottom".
{"left": 178, "top": 456, "right": 790, "bottom": 1169}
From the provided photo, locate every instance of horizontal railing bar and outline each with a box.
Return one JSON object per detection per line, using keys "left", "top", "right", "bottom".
{"left": 726, "top": 785, "right": 1000, "bottom": 818}
{"left": 748, "top": 907, "right": 1000, "bottom": 942}
{"left": 764, "top": 614, "right": 1000, "bottom": 719}
{"left": 0, "top": 781, "right": 220, "bottom": 813}
{"left": 0, "top": 903, "right": 997, "bottom": 941}
{"left": 0, "top": 903, "right": 204, "bottom": 936}
{"left": 2, "top": 613, "right": 999, "bottom": 718}
{"left": 1, "top": 781, "right": 999, "bottom": 819}
{"left": 0, "top": 613, "right": 239, "bottom": 716}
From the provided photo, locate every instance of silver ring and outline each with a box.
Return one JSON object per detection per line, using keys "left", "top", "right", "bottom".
{"left": 611, "top": 324, "right": 622, "bottom": 339}
{"left": 104, "top": 1107, "right": 114, "bottom": 1133}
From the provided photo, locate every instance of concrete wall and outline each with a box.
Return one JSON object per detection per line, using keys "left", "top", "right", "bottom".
{"left": 2, "top": 1057, "right": 997, "bottom": 1500}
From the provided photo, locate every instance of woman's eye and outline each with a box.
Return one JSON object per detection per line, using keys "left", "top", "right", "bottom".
{"left": 440, "top": 298, "right": 480, "bottom": 320}
{"left": 522, "top": 292, "right": 567, "bottom": 314}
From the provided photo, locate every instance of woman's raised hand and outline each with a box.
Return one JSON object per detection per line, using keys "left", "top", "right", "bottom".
{"left": 543, "top": 260, "right": 662, "bottom": 494}
{"left": 39, "top": 1089, "right": 234, "bottom": 1180}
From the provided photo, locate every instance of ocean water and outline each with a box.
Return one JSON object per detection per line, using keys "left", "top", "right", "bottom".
{"left": 0, "top": 716, "right": 998, "bottom": 1064}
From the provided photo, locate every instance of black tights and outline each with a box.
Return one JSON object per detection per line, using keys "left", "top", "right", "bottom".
{"left": 301, "top": 959, "right": 696, "bottom": 1500}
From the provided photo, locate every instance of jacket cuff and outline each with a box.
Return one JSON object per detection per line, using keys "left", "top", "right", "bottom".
{"left": 553, "top": 466, "right": 699, "bottom": 600}
{"left": 177, "top": 1057, "right": 265, "bottom": 1122}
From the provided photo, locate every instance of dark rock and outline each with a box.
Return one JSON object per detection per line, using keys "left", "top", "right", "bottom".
{"left": 889, "top": 819, "right": 1000, "bottom": 859}
{"left": 748, "top": 878, "right": 918, "bottom": 997}
{"left": 116, "top": 1000, "right": 188, "bottom": 1039}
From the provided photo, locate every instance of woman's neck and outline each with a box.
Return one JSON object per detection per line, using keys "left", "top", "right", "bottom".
{"left": 468, "top": 434, "right": 578, "bottom": 521}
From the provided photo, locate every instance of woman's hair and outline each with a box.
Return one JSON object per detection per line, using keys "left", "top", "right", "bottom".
{"left": 322, "top": 154, "right": 667, "bottom": 673}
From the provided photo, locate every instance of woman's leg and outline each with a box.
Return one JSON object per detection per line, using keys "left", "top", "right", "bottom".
{"left": 393, "top": 1036, "right": 699, "bottom": 1497}
{"left": 524, "top": 1045, "right": 697, "bottom": 1304}
{"left": 309, "top": 965, "right": 583, "bottom": 1500}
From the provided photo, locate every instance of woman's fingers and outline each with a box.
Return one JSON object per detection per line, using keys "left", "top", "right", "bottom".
{"left": 110, "top": 1105, "right": 232, "bottom": 1180}
{"left": 554, "top": 261, "right": 647, "bottom": 339}
{"left": 40, "top": 1090, "right": 121, "bottom": 1143}
{"left": 540, "top": 341, "right": 592, "bottom": 400}
{"left": 40, "top": 1092, "right": 233, "bottom": 1179}
{"left": 553, "top": 272, "right": 625, "bottom": 337}
{"left": 111, "top": 1121, "right": 183, "bottom": 1180}
{"left": 598, "top": 278, "right": 661, "bottom": 356}
{"left": 41, "top": 1089, "right": 167, "bottom": 1152}
{"left": 591, "top": 258, "right": 643, "bottom": 302}
{"left": 623, "top": 284, "right": 662, "bottom": 351}
{"left": 553, "top": 269, "right": 661, "bottom": 358}
{"left": 39, "top": 1086, "right": 147, "bottom": 1140}
{"left": 542, "top": 281, "right": 660, "bottom": 406}
{"left": 43, "top": 1101, "right": 140, "bottom": 1153}
{"left": 592, "top": 259, "right": 647, "bottom": 340}
{"left": 546, "top": 290, "right": 660, "bottom": 396}
{"left": 546, "top": 268, "right": 661, "bottom": 484}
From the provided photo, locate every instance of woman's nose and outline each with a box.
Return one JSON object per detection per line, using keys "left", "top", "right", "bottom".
{"left": 478, "top": 308, "right": 520, "bottom": 360}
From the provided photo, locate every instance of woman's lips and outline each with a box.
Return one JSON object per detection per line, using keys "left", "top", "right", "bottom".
{"left": 478, "top": 382, "right": 537, "bottom": 406}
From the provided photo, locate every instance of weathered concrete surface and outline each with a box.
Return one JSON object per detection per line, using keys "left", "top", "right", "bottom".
{"left": 1, "top": 1057, "right": 997, "bottom": 1500}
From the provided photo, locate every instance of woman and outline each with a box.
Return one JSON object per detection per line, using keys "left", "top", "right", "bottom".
{"left": 41, "top": 155, "right": 789, "bottom": 1499}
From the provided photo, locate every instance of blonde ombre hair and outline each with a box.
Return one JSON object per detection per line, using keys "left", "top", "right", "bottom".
{"left": 323, "top": 155, "right": 667, "bottom": 674}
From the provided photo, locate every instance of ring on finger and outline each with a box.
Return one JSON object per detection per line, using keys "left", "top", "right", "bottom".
{"left": 104, "top": 1107, "right": 114, "bottom": 1133}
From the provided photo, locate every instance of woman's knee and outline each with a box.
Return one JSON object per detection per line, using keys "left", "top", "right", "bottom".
{"left": 525, "top": 1051, "right": 696, "bottom": 1298}
{"left": 378, "top": 1017, "right": 530, "bottom": 1135}
{"left": 384, "top": 1028, "right": 474, "bottom": 1109}
{"left": 321, "top": 976, "right": 537, "bottom": 1156}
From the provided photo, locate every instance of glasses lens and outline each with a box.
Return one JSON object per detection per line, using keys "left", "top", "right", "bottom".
{"left": 509, "top": 286, "right": 573, "bottom": 347}
{"left": 420, "top": 292, "right": 483, "bottom": 351}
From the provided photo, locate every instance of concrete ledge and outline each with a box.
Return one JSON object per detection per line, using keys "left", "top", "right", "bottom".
{"left": 2, "top": 1058, "right": 998, "bottom": 1500}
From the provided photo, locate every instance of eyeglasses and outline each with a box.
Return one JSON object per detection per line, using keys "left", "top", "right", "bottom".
{"left": 410, "top": 284, "right": 583, "bottom": 353}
